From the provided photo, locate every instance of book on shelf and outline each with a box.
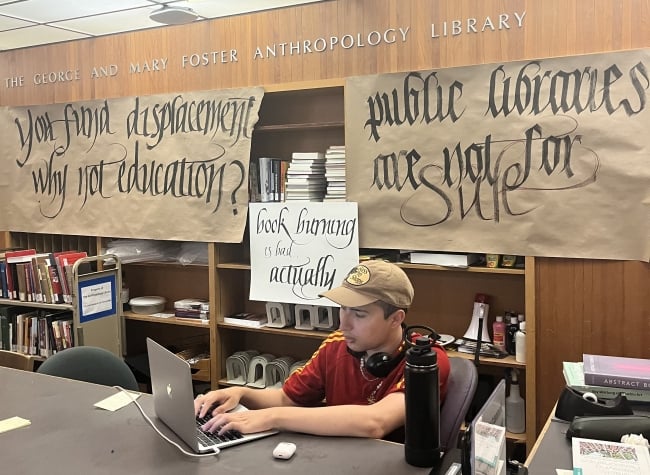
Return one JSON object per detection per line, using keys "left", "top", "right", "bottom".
{"left": 0, "top": 261, "right": 8, "bottom": 299}
{"left": 582, "top": 354, "right": 650, "bottom": 390}
{"left": 55, "top": 251, "right": 89, "bottom": 304}
{"left": 291, "top": 151, "right": 325, "bottom": 160}
{"left": 401, "top": 251, "right": 482, "bottom": 267}
{"left": 562, "top": 361, "right": 650, "bottom": 402}
{"left": 257, "top": 157, "right": 286, "bottom": 202}
{"left": 4, "top": 249, "right": 37, "bottom": 300}
{"left": 223, "top": 312, "right": 268, "bottom": 328}
{"left": 248, "top": 159, "right": 261, "bottom": 202}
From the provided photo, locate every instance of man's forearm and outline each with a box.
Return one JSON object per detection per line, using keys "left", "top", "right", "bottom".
{"left": 240, "top": 386, "right": 295, "bottom": 409}
{"left": 268, "top": 405, "right": 388, "bottom": 438}
{"left": 269, "top": 393, "right": 405, "bottom": 439}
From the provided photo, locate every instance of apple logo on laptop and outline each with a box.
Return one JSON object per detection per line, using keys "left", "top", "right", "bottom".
{"left": 167, "top": 383, "right": 173, "bottom": 398}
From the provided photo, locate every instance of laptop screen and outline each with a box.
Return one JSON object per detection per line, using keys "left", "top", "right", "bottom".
{"left": 470, "top": 379, "right": 507, "bottom": 475}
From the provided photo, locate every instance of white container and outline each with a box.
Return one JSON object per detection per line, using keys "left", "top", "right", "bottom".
{"left": 129, "top": 296, "right": 166, "bottom": 314}
{"left": 506, "top": 370, "right": 526, "bottom": 434}
{"left": 515, "top": 321, "right": 526, "bottom": 363}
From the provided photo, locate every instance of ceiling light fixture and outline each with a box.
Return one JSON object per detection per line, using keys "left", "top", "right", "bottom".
{"left": 149, "top": 5, "right": 200, "bottom": 25}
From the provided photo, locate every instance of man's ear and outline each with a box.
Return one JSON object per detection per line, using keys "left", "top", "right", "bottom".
{"left": 389, "top": 309, "right": 406, "bottom": 328}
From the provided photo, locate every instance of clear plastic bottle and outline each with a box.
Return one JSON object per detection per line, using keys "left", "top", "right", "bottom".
{"left": 506, "top": 370, "right": 526, "bottom": 434}
{"left": 492, "top": 316, "right": 506, "bottom": 352}
{"left": 515, "top": 321, "right": 526, "bottom": 363}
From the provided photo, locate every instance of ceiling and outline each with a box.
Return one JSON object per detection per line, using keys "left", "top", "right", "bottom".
{"left": 0, "top": 0, "right": 326, "bottom": 51}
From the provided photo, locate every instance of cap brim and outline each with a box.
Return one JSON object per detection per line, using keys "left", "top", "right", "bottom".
{"left": 319, "top": 286, "right": 377, "bottom": 307}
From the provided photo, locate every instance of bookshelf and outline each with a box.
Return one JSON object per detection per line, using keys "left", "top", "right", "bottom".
{"left": 211, "top": 84, "right": 536, "bottom": 450}
{"left": 0, "top": 248, "right": 123, "bottom": 358}
{"left": 109, "top": 240, "right": 214, "bottom": 385}
{"left": 2, "top": 83, "right": 537, "bottom": 451}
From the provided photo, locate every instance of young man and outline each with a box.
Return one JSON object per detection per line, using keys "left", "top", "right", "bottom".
{"left": 195, "top": 260, "right": 450, "bottom": 439}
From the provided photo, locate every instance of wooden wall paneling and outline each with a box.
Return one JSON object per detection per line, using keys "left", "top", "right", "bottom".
{"left": 0, "top": 232, "right": 9, "bottom": 248}
{"left": 534, "top": 258, "right": 650, "bottom": 432}
{"left": 7, "top": 0, "right": 650, "bottom": 106}
{"left": 524, "top": 256, "right": 537, "bottom": 445}
{"left": 207, "top": 242, "right": 218, "bottom": 389}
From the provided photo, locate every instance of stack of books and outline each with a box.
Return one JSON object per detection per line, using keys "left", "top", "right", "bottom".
{"left": 174, "top": 299, "right": 209, "bottom": 320}
{"left": 223, "top": 312, "right": 268, "bottom": 328}
{"left": 562, "top": 355, "right": 650, "bottom": 402}
{"left": 323, "top": 145, "right": 346, "bottom": 201}
{"left": 285, "top": 151, "right": 326, "bottom": 202}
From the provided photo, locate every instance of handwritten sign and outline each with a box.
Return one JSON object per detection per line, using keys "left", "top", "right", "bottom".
{"left": 0, "top": 87, "right": 264, "bottom": 242}
{"left": 249, "top": 202, "right": 359, "bottom": 305}
{"left": 345, "top": 49, "right": 650, "bottom": 261}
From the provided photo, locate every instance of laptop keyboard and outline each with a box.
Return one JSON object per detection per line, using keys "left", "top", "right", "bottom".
{"left": 195, "top": 414, "right": 243, "bottom": 446}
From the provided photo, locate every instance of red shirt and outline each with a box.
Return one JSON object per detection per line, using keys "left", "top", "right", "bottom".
{"left": 282, "top": 330, "right": 450, "bottom": 407}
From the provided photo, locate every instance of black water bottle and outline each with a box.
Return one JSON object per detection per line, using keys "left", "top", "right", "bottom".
{"left": 404, "top": 336, "right": 441, "bottom": 467}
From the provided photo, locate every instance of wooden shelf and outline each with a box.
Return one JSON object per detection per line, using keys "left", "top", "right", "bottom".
{"left": 254, "top": 121, "right": 344, "bottom": 132}
{"left": 217, "top": 262, "right": 251, "bottom": 270}
{"left": 216, "top": 261, "right": 524, "bottom": 276}
{"left": 121, "top": 261, "right": 208, "bottom": 269}
{"left": 0, "top": 298, "right": 73, "bottom": 311}
{"left": 123, "top": 311, "right": 210, "bottom": 328}
{"left": 398, "top": 262, "right": 525, "bottom": 275}
{"left": 506, "top": 431, "right": 527, "bottom": 443}
{"left": 446, "top": 348, "right": 525, "bottom": 369}
{"left": 217, "top": 322, "right": 329, "bottom": 340}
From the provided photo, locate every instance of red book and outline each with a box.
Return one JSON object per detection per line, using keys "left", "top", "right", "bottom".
{"left": 55, "top": 251, "right": 88, "bottom": 303}
{"left": 46, "top": 262, "right": 65, "bottom": 304}
{"left": 5, "top": 249, "right": 36, "bottom": 299}
{"left": 583, "top": 354, "right": 650, "bottom": 390}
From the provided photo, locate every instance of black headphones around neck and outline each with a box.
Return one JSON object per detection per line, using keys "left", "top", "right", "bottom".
{"left": 347, "top": 324, "right": 439, "bottom": 378}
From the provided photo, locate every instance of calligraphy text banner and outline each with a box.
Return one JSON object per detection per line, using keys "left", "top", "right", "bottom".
{"left": 0, "top": 87, "right": 264, "bottom": 243}
{"left": 345, "top": 50, "right": 650, "bottom": 261}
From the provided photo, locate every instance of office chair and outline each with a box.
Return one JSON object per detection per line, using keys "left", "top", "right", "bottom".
{"left": 439, "top": 357, "right": 479, "bottom": 451}
{"left": 36, "top": 346, "right": 139, "bottom": 391}
{"left": 0, "top": 350, "right": 37, "bottom": 371}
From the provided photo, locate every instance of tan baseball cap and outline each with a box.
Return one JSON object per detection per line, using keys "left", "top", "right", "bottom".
{"left": 319, "top": 260, "right": 414, "bottom": 308}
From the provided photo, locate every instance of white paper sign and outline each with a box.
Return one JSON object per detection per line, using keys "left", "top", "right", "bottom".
{"left": 249, "top": 202, "right": 359, "bottom": 305}
{"left": 81, "top": 281, "right": 113, "bottom": 316}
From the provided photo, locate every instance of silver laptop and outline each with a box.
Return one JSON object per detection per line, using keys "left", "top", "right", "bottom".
{"left": 146, "top": 337, "right": 278, "bottom": 453}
